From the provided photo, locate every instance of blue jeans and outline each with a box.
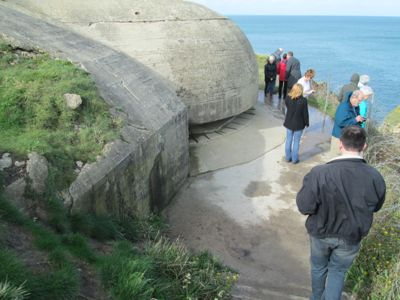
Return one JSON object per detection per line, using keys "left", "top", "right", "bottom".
{"left": 285, "top": 129, "right": 303, "bottom": 162}
{"left": 310, "top": 236, "right": 360, "bottom": 300}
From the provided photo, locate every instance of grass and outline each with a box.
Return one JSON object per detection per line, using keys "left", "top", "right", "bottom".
{"left": 0, "top": 40, "right": 120, "bottom": 190}
{"left": 99, "top": 238, "right": 237, "bottom": 300}
{"left": 1, "top": 187, "right": 237, "bottom": 299}
{"left": 0, "top": 279, "right": 29, "bottom": 300}
{"left": 307, "top": 95, "right": 337, "bottom": 119}
{"left": 0, "top": 247, "right": 80, "bottom": 300}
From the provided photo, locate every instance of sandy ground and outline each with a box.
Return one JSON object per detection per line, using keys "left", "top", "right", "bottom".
{"left": 165, "top": 93, "right": 335, "bottom": 299}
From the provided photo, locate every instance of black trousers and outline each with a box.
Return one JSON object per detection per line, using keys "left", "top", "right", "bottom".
{"left": 278, "top": 80, "right": 288, "bottom": 99}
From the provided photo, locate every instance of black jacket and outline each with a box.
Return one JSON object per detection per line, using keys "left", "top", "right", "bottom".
{"left": 283, "top": 96, "right": 309, "bottom": 131}
{"left": 296, "top": 158, "right": 386, "bottom": 243}
{"left": 285, "top": 56, "right": 301, "bottom": 88}
{"left": 264, "top": 62, "right": 277, "bottom": 83}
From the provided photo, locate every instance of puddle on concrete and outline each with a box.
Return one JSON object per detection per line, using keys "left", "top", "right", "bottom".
{"left": 243, "top": 180, "right": 272, "bottom": 197}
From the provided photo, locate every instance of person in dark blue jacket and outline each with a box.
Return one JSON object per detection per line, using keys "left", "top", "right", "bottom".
{"left": 330, "top": 90, "right": 365, "bottom": 154}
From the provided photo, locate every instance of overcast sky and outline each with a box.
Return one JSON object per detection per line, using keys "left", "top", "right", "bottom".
{"left": 189, "top": 0, "right": 400, "bottom": 17}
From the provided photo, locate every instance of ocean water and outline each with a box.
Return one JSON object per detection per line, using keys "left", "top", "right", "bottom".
{"left": 229, "top": 15, "right": 400, "bottom": 122}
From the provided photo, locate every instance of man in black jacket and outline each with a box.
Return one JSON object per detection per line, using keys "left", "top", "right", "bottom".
{"left": 296, "top": 126, "right": 386, "bottom": 300}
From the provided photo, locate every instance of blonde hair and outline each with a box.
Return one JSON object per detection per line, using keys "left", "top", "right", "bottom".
{"left": 305, "top": 69, "right": 315, "bottom": 78}
{"left": 288, "top": 83, "right": 304, "bottom": 99}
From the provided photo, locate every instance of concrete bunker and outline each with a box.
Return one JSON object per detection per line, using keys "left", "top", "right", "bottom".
{"left": 3, "top": 0, "right": 258, "bottom": 125}
{"left": 0, "top": 0, "right": 258, "bottom": 218}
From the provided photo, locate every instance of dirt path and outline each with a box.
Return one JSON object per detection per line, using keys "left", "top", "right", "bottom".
{"left": 165, "top": 94, "right": 334, "bottom": 299}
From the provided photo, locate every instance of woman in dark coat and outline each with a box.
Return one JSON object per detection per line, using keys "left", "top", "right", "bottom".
{"left": 284, "top": 83, "right": 309, "bottom": 164}
{"left": 264, "top": 55, "right": 277, "bottom": 100}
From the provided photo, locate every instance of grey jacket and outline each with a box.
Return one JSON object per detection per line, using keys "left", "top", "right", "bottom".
{"left": 285, "top": 56, "right": 302, "bottom": 88}
{"left": 338, "top": 73, "right": 360, "bottom": 102}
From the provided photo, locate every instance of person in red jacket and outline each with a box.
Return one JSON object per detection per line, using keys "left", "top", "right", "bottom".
{"left": 277, "top": 53, "right": 288, "bottom": 99}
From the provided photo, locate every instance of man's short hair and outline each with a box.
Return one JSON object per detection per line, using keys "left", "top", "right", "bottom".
{"left": 340, "top": 126, "right": 366, "bottom": 152}
{"left": 288, "top": 51, "right": 294, "bottom": 56}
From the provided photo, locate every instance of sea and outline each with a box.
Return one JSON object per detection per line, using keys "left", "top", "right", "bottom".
{"left": 229, "top": 15, "right": 400, "bottom": 122}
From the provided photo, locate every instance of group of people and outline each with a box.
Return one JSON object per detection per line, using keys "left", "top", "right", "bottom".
{"left": 264, "top": 48, "right": 310, "bottom": 101}
{"left": 265, "top": 48, "right": 386, "bottom": 299}
{"left": 264, "top": 48, "right": 315, "bottom": 164}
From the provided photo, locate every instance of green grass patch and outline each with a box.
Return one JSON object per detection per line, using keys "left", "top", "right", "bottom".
{"left": 307, "top": 95, "right": 337, "bottom": 119}
{"left": 99, "top": 238, "right": 238, "bottom": 299}
{"left": 0, "top": 39, "right": 120, "bottom": 190}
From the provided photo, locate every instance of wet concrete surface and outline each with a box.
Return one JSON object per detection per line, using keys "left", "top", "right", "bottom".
{"left": 165, "top": 93, "right": 336, "bottom": 299}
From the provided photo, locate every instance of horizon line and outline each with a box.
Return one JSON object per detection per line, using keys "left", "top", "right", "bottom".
{"left": 225, "top": 14, "right": 400, "bottom": 18}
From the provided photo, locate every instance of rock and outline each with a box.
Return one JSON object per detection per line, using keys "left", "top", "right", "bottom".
{"left": 64, "top": 93, "right": 82, "bottom": 109}
{"left": 35, "top": 206, "right": 49, "bottom": 223}
{"left": 76, "top": 161, "right": 83, "bottom": 168}
{"left": 5, "top": 178, "right": 30, "bottom": 213}
{"left": 0, "top": 153, "right": 12, "bottom": 170}
{"left": 60, "top": 189, "right": 73, "bottom": 211}
{"left": 26, "top": 152, "right": 48, "bottom": 195}
{"left": 14, "top": 160, "right": 26, "bottom": 167}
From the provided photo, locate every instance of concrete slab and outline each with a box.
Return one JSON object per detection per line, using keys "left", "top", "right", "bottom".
{"left": 189, "top": 96, "right": 286, "bottom": 175}
{"left": 166, "top": 94, "right": 336, "bottom": 299}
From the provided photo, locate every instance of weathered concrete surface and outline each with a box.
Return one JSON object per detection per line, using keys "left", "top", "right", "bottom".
{"left": 166, "top": 94, "right": 335, "bottom": 299}
{"left": 189, "top": 98, "right": 285, "bottom": 175}
{"left": 0, "top": 5, "right": 189, "bottom": 217}
{"left": 3, "top": 0, "right": 258, "bottom": 124}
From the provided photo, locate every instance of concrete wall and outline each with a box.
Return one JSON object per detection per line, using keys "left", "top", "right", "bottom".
{"left": 3, "top": 0, "right": 259, "bottom": 124}
{"left": 0, "top": 5, "right": 189, "bottom": 217}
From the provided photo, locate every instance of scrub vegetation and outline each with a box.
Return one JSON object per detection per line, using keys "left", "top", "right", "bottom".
{"left": 0, "top": 40, "right": 236, "bottom": 299}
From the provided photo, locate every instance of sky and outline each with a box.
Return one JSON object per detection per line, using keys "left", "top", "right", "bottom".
{"left": 189, "top": 0, "right": 400, "bottom": 17}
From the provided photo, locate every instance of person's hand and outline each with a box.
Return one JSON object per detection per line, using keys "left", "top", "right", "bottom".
{"left": 356, "top": 115, "right": 365, "bottom": 122}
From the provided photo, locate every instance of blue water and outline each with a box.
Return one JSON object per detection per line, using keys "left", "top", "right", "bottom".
{"left": 229, "top": 15, "right": 400, "bottom": 121}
